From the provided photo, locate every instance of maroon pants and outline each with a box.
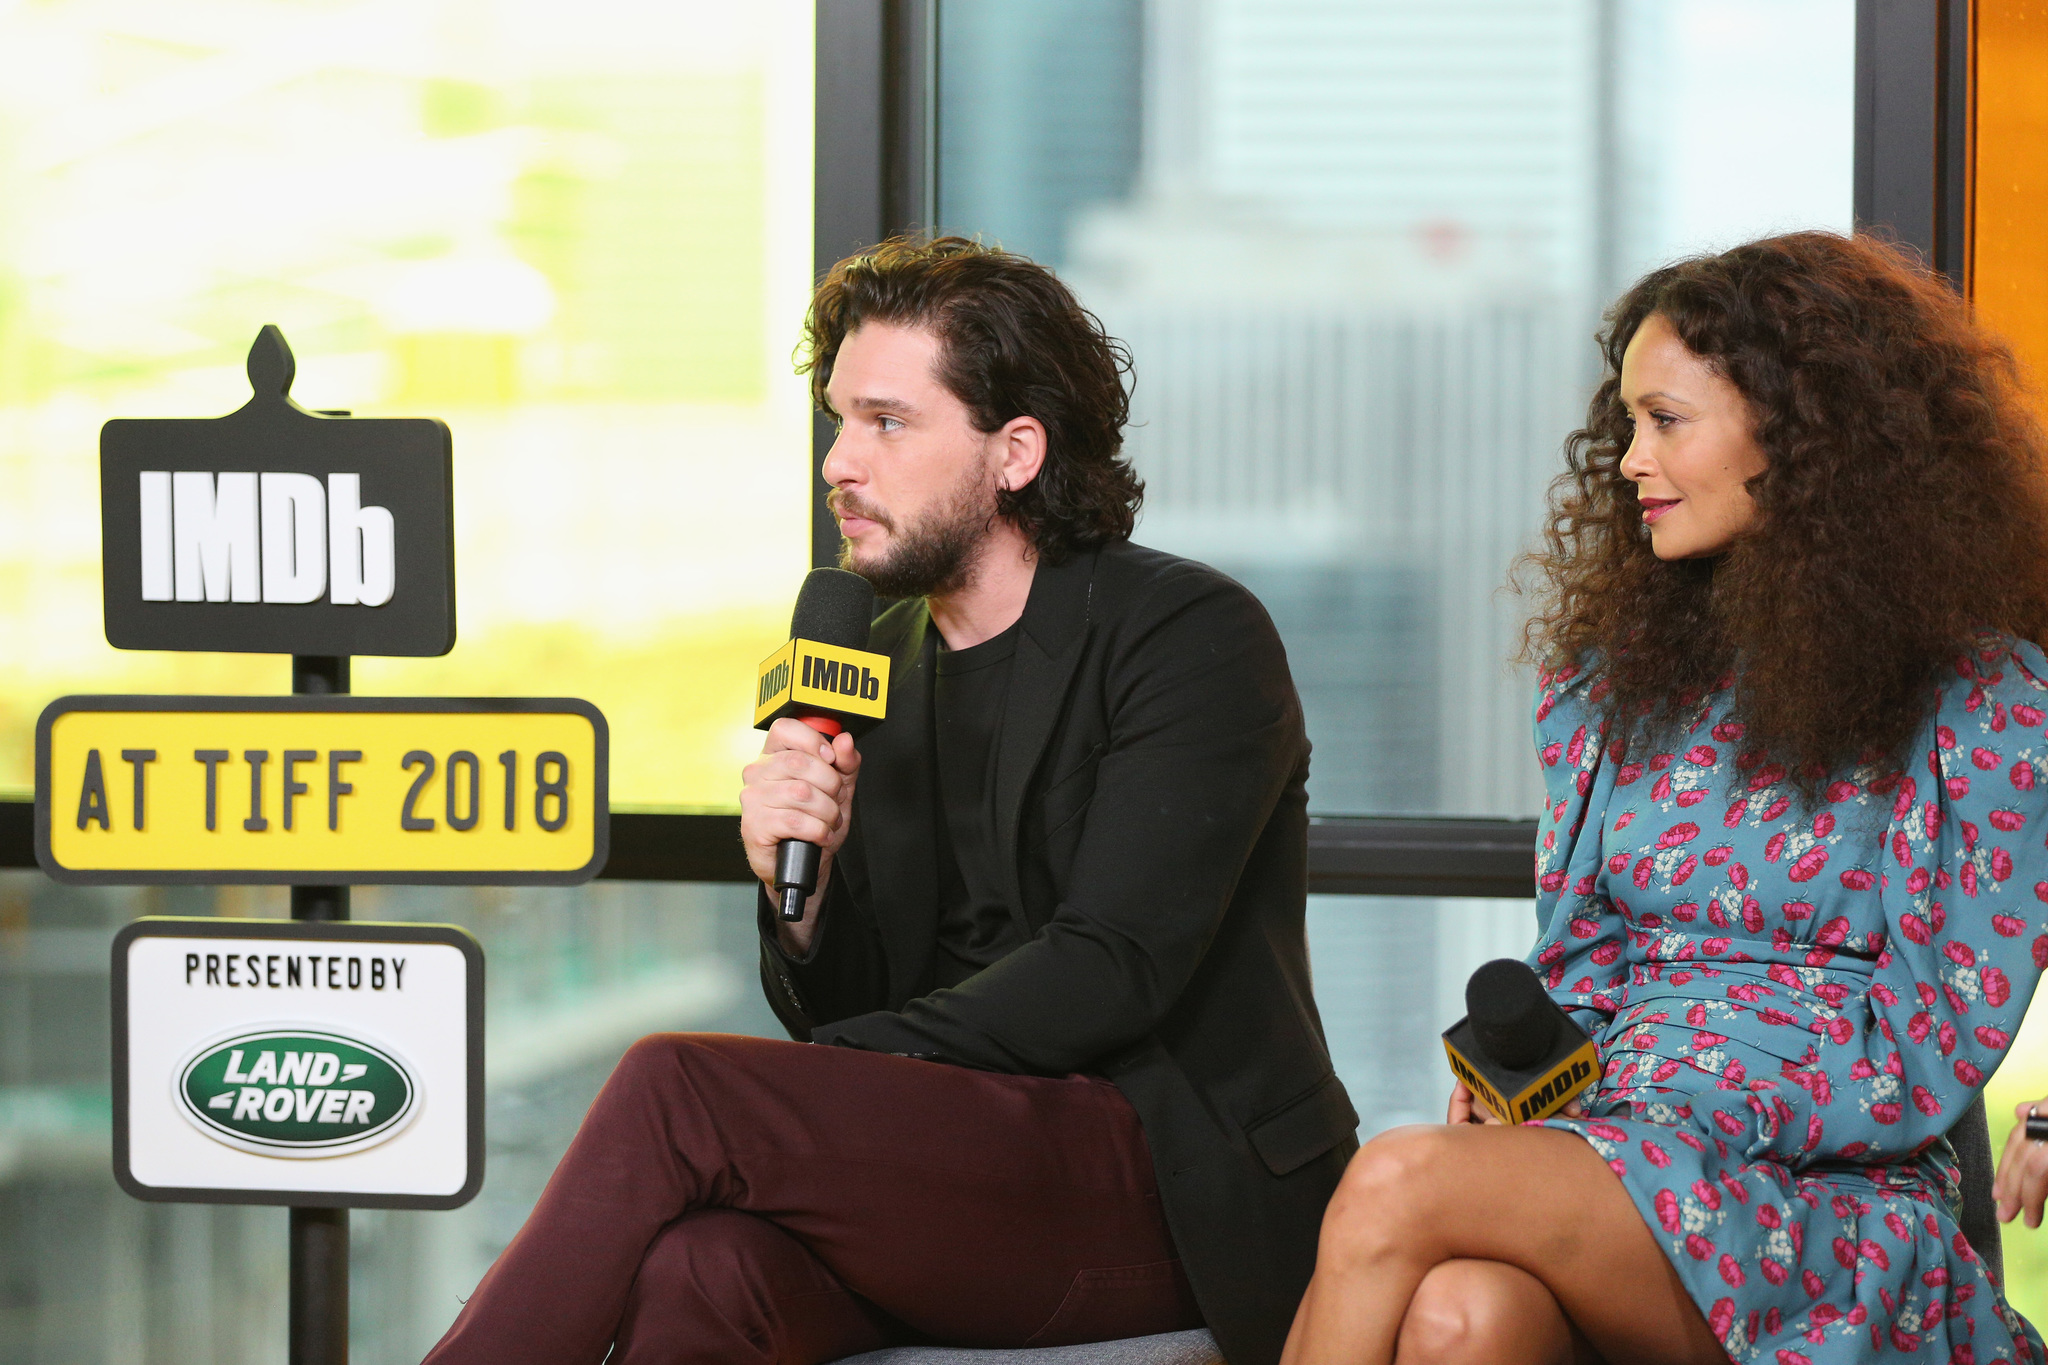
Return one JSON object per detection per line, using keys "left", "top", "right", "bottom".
{"left": 422, "top": 1034, "right": 1202, "bottom": 1365}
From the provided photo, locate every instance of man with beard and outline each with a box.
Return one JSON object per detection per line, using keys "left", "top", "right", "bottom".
{"left": 420, "top": 238, "right": 1355, "bottom": 1365}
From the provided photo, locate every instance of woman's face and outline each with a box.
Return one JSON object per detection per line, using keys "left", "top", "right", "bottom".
{"left": 1616, "top": 312, "right": 1768, "bottom": 560}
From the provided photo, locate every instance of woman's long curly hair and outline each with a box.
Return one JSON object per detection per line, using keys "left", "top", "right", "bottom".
{"left": 1522, "top": 231, "right": 2048, "bottom": 795}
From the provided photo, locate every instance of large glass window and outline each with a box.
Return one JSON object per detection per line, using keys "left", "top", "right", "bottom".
{"left": 937, "top": 0, "right": 1854, "bottom": 820}
{"left": 0, "top": 0, "right": 816, "bottom": 812}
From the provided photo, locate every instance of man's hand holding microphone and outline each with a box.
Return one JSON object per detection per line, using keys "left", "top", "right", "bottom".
{"left": 742, "top": 719, "right": 861, "bottom": 953}
{"left": 741, "top": 568, "right": 890, "bottom": 955}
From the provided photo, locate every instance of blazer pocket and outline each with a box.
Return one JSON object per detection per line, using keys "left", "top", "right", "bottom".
{"left": 1029, "top": 742, "right": 1105, "bottom": 850}
{"left": 1246, "top": 1073, "right": 1360, "bottom": 1177}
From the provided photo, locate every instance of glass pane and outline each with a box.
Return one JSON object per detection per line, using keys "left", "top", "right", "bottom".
{"left": 936, "top": 0, "right": 1854, "bottom": 818}
{"left": 1307, "top": 896, "right": 1536, "bottom": 1137}
{"left": 0, "top": 1, "right": 817, "bottom": 811}
{"left": 0, "top": 873, "right": 781, "bottom": 1363}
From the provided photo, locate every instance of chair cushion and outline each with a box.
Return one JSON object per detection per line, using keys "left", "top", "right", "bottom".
{"left": 834, "top": 1328, "right": 1224, "bottom": 1365}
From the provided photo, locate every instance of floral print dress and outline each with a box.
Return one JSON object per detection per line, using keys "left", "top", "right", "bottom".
{"left": 1532, "top": 639, "right": 2048, "bottom": 1365}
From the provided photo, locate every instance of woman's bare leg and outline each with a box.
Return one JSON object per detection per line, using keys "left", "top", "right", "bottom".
{"left": 1281, "top": 1123, "right": 1725, "bottom": 1365}
{"left": 1392, "top": 1260, "right": 1583, "bottom": 1365}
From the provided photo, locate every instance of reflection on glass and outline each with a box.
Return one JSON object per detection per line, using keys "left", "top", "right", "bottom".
{"left": 0, "top": 1, "right": 816, "bottom": 810}
{"left": 938, "top": 0, "right": 1853, "bottom": 819}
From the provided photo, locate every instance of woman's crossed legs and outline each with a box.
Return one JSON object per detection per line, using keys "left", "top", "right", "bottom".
{"left": 1283, "top": 1123, "right": 1725, "bottom": 1365}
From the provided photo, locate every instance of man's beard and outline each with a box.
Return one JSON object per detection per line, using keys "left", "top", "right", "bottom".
{"left": 834, "top": 467, "right": 997, "bottom": 600}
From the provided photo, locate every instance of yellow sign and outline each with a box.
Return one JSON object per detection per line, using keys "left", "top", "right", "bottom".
{"left": 36, "top": 697, "right": 607, "bottom": 884}
{"left": 753, "top": 638, "right": 889, "bottom": 733}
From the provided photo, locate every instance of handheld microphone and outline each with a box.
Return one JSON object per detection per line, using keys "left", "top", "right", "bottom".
{"left": 754, "top": 569, "right": 890, "bottom": 921}
{"left": 1441, "top": 958, "right": 1598, "bottom": 1124}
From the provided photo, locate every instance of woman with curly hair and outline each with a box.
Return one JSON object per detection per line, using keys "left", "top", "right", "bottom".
{"left": 1282, "top": 232, "right": 2048, "bottom": 1365}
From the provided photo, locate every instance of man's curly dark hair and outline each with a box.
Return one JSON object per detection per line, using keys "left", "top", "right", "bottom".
{"left": 1522, "top": 231, "right": 2048, "bottom": 795}
{"left": 799, "top": 234, "right": 1142, "bottom": 562}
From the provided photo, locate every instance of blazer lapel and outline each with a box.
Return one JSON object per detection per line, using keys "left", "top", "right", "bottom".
{"left": 851, "top": 601, "right": 940, "bottom": 1003}
{"left": 993, "top": 549, "right": 1098, "bottom": 925}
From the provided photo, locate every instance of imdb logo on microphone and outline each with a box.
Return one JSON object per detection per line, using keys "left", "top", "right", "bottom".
{"left": 753, "top": 638, "right": 889, "bottom": 734}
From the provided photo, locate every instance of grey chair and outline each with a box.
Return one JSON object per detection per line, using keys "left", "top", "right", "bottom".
{"left": 837, "top": 1328, "right": 1223, "bottom": 1365}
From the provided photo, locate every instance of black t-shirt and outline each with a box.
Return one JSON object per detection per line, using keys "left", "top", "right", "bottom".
{"left": 930, "top": 621, "right": 1027, "bottom": 988}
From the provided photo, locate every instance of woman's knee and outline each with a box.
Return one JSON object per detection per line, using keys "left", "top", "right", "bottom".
{"left": 1321, "top": 1125, "right": 1456, "bottom": 1261}
{"left": 1396, "top": 1260, "right": 1571, "bottom": 1365}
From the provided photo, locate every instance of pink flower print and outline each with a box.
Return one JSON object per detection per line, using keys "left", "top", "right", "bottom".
{"left": 1990, "top": 808, "right": 2026, "bottom": 832}
{"left": 1884, "top": 1212, "right": 1911, "bottom": 1241}
{"left": 1762, "top": 795, "right": 1791, "bottom": 822}
{"left": 1751, "top": 762, "right": 1787, "bottom": 791}
{"left": 1713, "top": 720, "right": 1745, "bottom": 742}
{"left": 1984, "top": 965, "right": 2012, "bottom": 1006}
{"left": 2034, "top": 933, "right": 2048, "bottom": 969}
{"left": 1617, "top": 761, "right": 1643, "bottom": 785}
{"left": 1993, "top": 913, "right": 2027, "bottom": 937}
{"left": 1708, "top": 1298, "right": 1736, "bottom": 1342}
{"left": 1899, "top": 912, "right": 1932, "bottom": 945}
{"left": 1676, "top": 788, "right": 1708, "bottom": 807}
{"left": 1892, "top": 831, "right": 1914, "bottom": 867}
{"left": 1956, "top": 1056, "right": 1985, "bottom": 1085}
{"left": 1859, "top": 1239, "right": 1890, "bottom": 1271}
{"left": 1961, "top": 861, "right": 1979, "bottom": 896}
{"left": 1975, "top": 1025, "right": 2012, "bottom": 1050}
{"left": 1994, "top": 847, "right": 2015, "bottom": 881}
{"left": 1911, "top": 1086, "right": 1942, "bottom": 1117}
{"left": 1908, "top": 1012, "right": 1934, "bottom": 1044}
{"left": 1642, "top": 1139, "right": 1672, "bottom": 1168}
{"left": 2015, "top": 702, "right": 2045, "bottom": 727}
{"left": 1755, "top": 1203, "right": 1782, "bottom": 1229}
{"left": 1760, "top": 1258, "right": 1788, "bottom": 1286}
{"left": 1802, "top": 1270, "right": 1826, "bottom": 1299}
{"left": 1655, "top": 1188, "right": 1682, "bottom": 1231}
{"left": 1729, "top": 862, "right": 1750, "bottom": 890}
{"left": 1974, "top": 747, "right": 2002, "bottom": 770}
{"left": 1649, "top": 752, "right": 1674, "bottom": 771}
{"left": 1672, "top": 855, "right": 1699, "bottom": 885}
{"left": 1948, "top": 776, "right": 1972, "bottom": 799}
{"left": 2017, "top": 761, "right": 2040, "bottom": 792}
{"left": 1832, "top": 1237, "right": 1859, "bottom": 1268}
{"left": 1962, "top": 819, "right": 1981, "bottom": 850}
{"left": 1719, "top": 1254, "right": 1746, "bottom": 1287}
{"left": 1871, "top": 1102, "right": 1902, "bottom": 1124}
{"left": 1938, "top": 725, "right": 1959, "bottom": 750}
{"left": 1687, "top": 744, "right": 1717, "bottom": 767}
{"left": 1788, "top": 847, "right": 1829, "bottom": 882}
{"left": 1742, "top": 899, "right": 1765, "bottom": 933}
{"left": 1775, "top": 1349, "right": 1810, "bottom": 1365}
{"left": 1672, "top": 901, "right": 1698, "bottom": 922}
{"left": 1566, "top": 726, "right": 1586, "bottom": 766}
{"left": 1839, "top": 868, "right": 1874, "bottom": 890}
{"left": 1765, "top": 832, "right": 1787, "bottom": 862}
{"left": 1938, "top": 1021, "right": 1957, "bottom": 1055}
{"left": 1826, "top": 779, "right": 1859, "bottom": 802}
{"left": 1782, "top": 900, "right": 1814, "bottom": 921}
{"left": 1687, "top": 1233, "right": 1717, "bottom": 1261}
{"left": 1812, "top": 811, "right": 1836, "bottom": 837}
{"left": 1539, "top": 870, "right": 1566, "bottom": 892}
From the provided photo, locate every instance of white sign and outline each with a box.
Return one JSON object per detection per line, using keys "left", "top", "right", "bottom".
{"left": 114, "top": 920, "right": 481, "bottom": 1207}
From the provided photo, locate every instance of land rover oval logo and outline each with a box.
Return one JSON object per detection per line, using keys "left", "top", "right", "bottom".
{"left": 176, "top": 1029, "right": 418, "bottom": 1158}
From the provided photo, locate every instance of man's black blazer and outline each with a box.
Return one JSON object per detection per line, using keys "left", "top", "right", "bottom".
{"left": 757, "top": 539, "right": 1359, "bottom": 1365}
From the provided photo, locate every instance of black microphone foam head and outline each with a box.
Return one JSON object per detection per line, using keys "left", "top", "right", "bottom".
{"left": 1466, "top": 958, "right": 1557, "bottom": 1072}
{"left": 790, "top": 568, "right": 876, "bottom": 650}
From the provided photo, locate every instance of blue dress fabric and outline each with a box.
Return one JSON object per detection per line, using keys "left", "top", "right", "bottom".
{"left": 1531, "top": 640, "right": 2048, "bottom": 1365}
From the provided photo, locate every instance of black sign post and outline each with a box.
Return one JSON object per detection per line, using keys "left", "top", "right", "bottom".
{"left": 291, "top": 652, "right": 350, "bottom": 1365}
{"left": 50, "top": 329, "right": 592, "bottom": 1365}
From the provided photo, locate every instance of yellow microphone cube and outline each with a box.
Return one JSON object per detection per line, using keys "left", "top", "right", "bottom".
{"left": 1441, "top": 1017, "right": 1599, "bottom": 1124}
{"left": 754, "top": 638, "right": 890, "bottom": 735}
